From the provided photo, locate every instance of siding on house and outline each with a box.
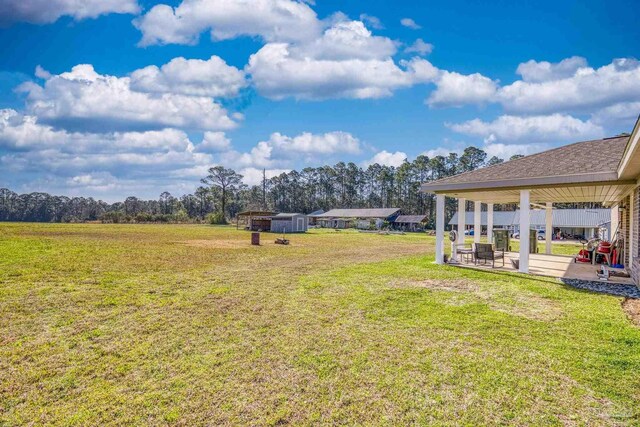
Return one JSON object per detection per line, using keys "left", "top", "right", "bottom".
{"left": 449, "top": 209, "right": 610, "bottom": 228}
{"left": 631, "top": 191, "right": 640, "bottom": 284}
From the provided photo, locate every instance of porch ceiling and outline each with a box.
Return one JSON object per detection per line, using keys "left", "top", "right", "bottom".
{"left": 439, "top": 181, "right": 636, "bottom": 204}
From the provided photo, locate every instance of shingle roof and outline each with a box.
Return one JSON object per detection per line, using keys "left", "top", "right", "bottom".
{"left": 318, "top": 208, "right": 400, "bottom": 218}
{"left": 394, "top": 215, "right": 428, "bottom": 223}
{"left": 422, "top": 136, "right": 629, "bottom": 192}
{"left": 449, "top": 209, "right": 610, "bottom": 227}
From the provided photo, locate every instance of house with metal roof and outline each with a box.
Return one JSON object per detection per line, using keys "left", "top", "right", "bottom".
{"left": 307, "top": 209, "right": 325, "bottom": 226}
{"left": 393, "top": 215, "right": 429, "bottom": 232}
{"left": 316, "top": 208, "right": 401, "bottom": 229}
{"left": 422, "top": 113, "right": 640, "bottom": 286}
{"left": 450, "top": 209, "right": 611, "bottom": 239}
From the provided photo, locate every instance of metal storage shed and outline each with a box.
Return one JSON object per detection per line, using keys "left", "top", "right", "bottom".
{"left": 270, "top": 213, "right": 308, "bottom": 233}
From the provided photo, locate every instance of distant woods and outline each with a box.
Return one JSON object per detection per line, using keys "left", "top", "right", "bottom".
{"left": 0, "top": 147, "right": 596, "bottom": 225}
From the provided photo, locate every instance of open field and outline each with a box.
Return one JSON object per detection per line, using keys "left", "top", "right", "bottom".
{"left": 1, "top": 223, "right": 639, "bottom": 426}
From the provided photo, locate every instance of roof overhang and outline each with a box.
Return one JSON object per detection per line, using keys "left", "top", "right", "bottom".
{"left": 421, "top": 171, "right": 620, "bottom": 193}
{"left": 617, "top": 115, "right": 640, "bottom": 180}
{"left": 427, "top": 180, "right": 636, "bottom": 205}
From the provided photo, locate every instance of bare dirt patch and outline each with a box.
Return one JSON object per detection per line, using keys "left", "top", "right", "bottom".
{"left": 622, "top": 298, "right": 640, "bottom": 327}
{"left": 391, "top": 278, "right": 563, "bottom": 321}
{"left": 390, "top": 278, "right": 480, "bottom": 292}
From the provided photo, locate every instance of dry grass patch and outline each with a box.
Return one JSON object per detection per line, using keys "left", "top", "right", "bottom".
{"left": 390, "top": 278, "right": 564, "bottom": 321}
{"left": 182, "top": 239, "right": 252, "bottom": 249}
{"left": 622, "top": 298, "right": 640, "bottom": 327}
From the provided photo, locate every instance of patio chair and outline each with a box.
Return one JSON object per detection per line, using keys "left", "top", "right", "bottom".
{"left": 474, "top": 243, "right": 505, "bottom": 268}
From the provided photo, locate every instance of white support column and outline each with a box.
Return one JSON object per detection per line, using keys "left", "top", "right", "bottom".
{"left": 435, "top": 194, "right": 445, "bottom": 264}
{"left": 487, "top": 203, "right": 494, "bottom": 244}
{"left": 519, "top": 190, "right": 530, "bottom": 273}
{"left": 545, "top": 202, "right": 553, "bottom": 255}
{"left": 457, "top": 197, "right": 466, "bottom": 248}
{"left": 610, "top": 204, "right": 619, "bottom": 241}
{"left": 473, "top": 201, "right": 481, "bottom": 244}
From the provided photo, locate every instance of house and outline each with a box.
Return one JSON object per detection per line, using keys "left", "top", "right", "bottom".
{"left": 449, "top": 209, "right": 611, "bottom": 239}
{"left": 270, "top": 213, "right": 308, "bottom": 233}
{"left": 393, "top": 215, "right": 429, "bottom": 232}
{"left": 316, "top": 208, "right": 401, "bottom": 229}
{"left": 449, "top": 211, "right": 517, "bottom": 234}
{"left": 422, "top": 114, "right": 640, "bottom": 286}
{"left": 307, "top": 210, "right": 325, "bottom": 227}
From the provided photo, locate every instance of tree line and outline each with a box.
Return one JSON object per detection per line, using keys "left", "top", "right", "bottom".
{"left": 1, "top": 147, "right": 595, "bottom": 226}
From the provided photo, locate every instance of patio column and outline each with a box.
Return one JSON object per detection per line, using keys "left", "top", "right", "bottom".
{"left": 435, "top": 194, "right": 445, "bottom": 264}
{"left": 610, "top": 204, "right": 619, "bottom": 241}
{"left": 457, "top": 197, "right": 466, "bottom": 248}
{"left": 473, "top": 201, "right": 481, "bottom": 244}
{"left": 545, "top": 202, "right": 553, "bottom": 255}
{"left": 487, "top": 203, "right": 494, "bottom": 244}
{"left": 519, "top": 190, "right": 530, "bottom": 273}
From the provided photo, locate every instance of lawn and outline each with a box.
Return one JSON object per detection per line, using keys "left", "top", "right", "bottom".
{"left": 0, "top": 223, "right": 639, "bottom": 426}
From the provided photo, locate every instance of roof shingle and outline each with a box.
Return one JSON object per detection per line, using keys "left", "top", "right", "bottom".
{"left": 422, "top": 136, "right": 629, "bottom": 192}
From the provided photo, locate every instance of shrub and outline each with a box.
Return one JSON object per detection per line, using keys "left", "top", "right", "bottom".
{"left": 207, "top": 212, "right": 227, "bottom": 225}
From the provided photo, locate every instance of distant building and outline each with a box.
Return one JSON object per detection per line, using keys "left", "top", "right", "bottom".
{"left": 393, "top": 215, "right": 429, "bottom": 232}
{"left": 270, "top": 213, "right": 308, "bottom": 233}
{"left": 449, "top": 209, "right": 610, "bottom": 239}
{"left": 237, "top": 210, "right": 277, "bottom": 231}
{"left": 316, "top": 208, "right": 401, "bottom": 229}
{"left": 307, "top": 210, "right": 325, "bottom": 227}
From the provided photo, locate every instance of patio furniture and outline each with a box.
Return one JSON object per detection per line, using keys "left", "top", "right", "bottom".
{"left": 456, "top": 243, "right": 474, "bottom": 264}
{"left": 474, "top": 243, "right": 505, "bottom": 268}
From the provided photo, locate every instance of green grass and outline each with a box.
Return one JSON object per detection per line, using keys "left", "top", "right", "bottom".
{"left": 0, "top": 223, "right": 639, "bottom": 425}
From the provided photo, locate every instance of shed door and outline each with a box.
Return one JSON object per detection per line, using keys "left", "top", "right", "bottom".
{"left": 297, "top": 218, "right": 304, "bottom": 231}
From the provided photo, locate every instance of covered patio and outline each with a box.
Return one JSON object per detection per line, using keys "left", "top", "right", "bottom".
{"left": 422, "top": 134, "right": 639, "bottom": 285}
{"left": 456, "top": 252, "right": 634, "bottom": 285}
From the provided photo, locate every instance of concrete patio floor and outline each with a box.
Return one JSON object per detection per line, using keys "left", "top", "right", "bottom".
{"left": 454, "top": 251, "right": 634, "bottom": 285}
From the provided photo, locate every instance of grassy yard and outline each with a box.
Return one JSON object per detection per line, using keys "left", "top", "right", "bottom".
{"left": 0, "top": 223, "right": 639, "bottom": 426}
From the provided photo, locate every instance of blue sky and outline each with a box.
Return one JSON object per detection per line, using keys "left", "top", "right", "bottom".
{"left": 1, "top": 0, "right": 639, "bottom": 200}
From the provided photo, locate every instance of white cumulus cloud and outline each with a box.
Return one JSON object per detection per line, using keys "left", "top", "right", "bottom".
{"left": 18, "top": 64, "right": 238, "bottom": 132}
{"left": 247, "top": 21, "right": 434, "bottom": 100}
{"left": 498, "top": 57, "right": 640, "bottom": 114}
{"left": 0, "top": 108, "right": 219, "bottom": 198}
{"left": 196, "top": 131, "right": 232, "bottom": 152}
{"left": 448, "top": 114, "right": 604, "bottom": 143}
{"left": 364, "top": 150, "right": 407, "bottom": 167}
{"left": 130, "top": 55, "right": 246, "bottom": 98}
{"left": 427, "top": 71, "right": 498, "bottom": 107}
{"left": 218, "top": 131, "right": 362, "bottom": 168}
{"left": 134, "top": 0, "right": 321, "bottom": 46}
{"left": 515, "top": 56, "right": 589, "bottom": 82}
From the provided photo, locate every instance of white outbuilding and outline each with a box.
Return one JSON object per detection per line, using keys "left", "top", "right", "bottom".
{"left": 270, "top": 213, "right": 308, "bottom": 233}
